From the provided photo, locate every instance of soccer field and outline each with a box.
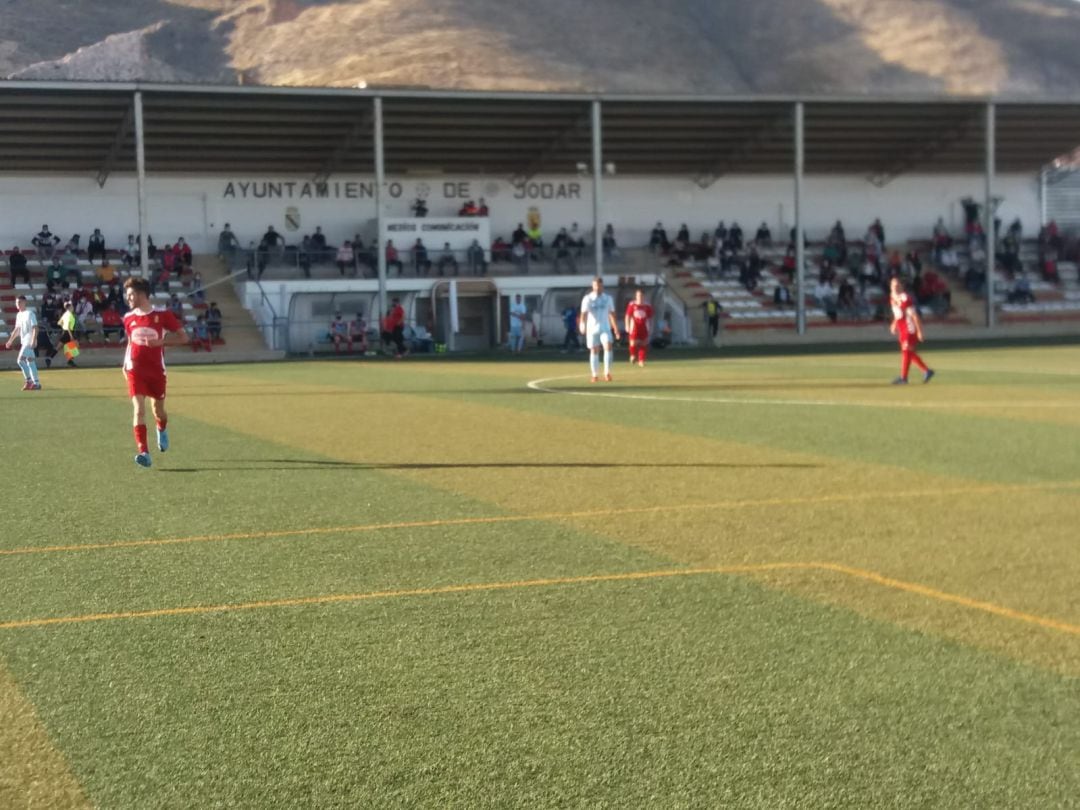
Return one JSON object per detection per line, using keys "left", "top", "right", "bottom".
{"left": 2, "top": 346, "right": 1079, "bottom": 808}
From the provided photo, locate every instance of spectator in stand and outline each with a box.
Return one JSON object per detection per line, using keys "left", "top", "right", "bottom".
{"left": 568, "top": 223, "right": 586, "bottom": 257}
{"left": 411, "top": 238, "right": 431, "bottom": 275}
{"left": 755, "top": 222, "right": 772, "bottom": 246}
{"left": 1041, "top": 254, "right": 1060, "bottom": 285}
{"left": 512, "top": 223, "right": 528, "bottom": 246}
{"left": 437, "top": 242, "right": 459, "bottom": 276}
{"left": 552, "top": 228, "right": 576, "bottom": 274}
{"left": 349, "top": 311, "right": 368, "bottom": 354}
{"left": 837, "top": 277, "right": 857, "bottom": 319}
{"left": 886, "top": 250, "right": 903, "bottom": 278}
{"left": 917, "top": 269, "right": 952, "bottom": 315}
{"left": 815, "top": 277, "right": 838, "bottom": 321}
{"left": 939, "top": 246, "right": 960, "bottom": 276}
{"left": 781, "top": 245, "right": 796, "bottom": 284}
{"left": 870, "top": 218, "right": 885, "bottom": 247}
{"left": 100, "top": 303, "right": 123, "bottom": 343}
{"left": 40, "top": 288, "right": 60, "bottom": 325}
{"left": 477, "top": 198, "right": 490, "bottom": 216}
{"left": 330, "top": 312, "right": 349, "bottom": 353}
{"left": 122, "top": 234, "right": 137, "bottom": 268}
{"left": 1001, "top": 229, "right": 1021, "bottom": 279}
{"left": 467, "top": 239, "right": 487, "bottom": 275}
{"left": 1041, "top": 220, "right": 1063, "bottom": 254}
{"left": 774, "top": 279, "right": 793, "bottom": 309}
{"left": 931, "top": 217, "right": 952, "bottom": 264}
{"left": 218, "top": 223, "right": 240, "bottom": 262}
{"left": 728, "top": 222, "right": 744, "bottom": 252}
{"left": 168, "top": 293, "right": 185, "bottom": 322}
{"left": 190, "top": 272, "right": 206, "bottom": 305}
{"left": 676, "top": 223, "right": 690, "bottom": 245}
{"left": 95, "top": 259, "right": 119, "bottom": 285}
{"left": 176, "top": 237, "right": 193, "bottom": 270}
{"left": 86, "top": 228, "right": 107, "bottom": 264}
{"left": 491, "top": 236, "right": 511, "bottom": 263}
{"left": 190, "top": 314, "right": 213, "bottom": 352}
{"left": 135, "top": 233, "right": 157, "bottom": 261}
{"left": 260, "top": 226, "right": 284, "bottom": 264}
{"left": 1006, "top": 273, "right": 1035, "bottom": 305}
{"left": 32, "top": 225, "right": 61, "bottom": 262}
{"left": 524, "top": 221, "right": 544, "bottom": 258}
{"left": 411, "top": 197, "right": 428, "bottom": 217}
{"left": 336, "top": 242, "right": 354, "bottom": 276}
{"left": 459, "top": 199, "right": 478, "bottom": 216}
{"left": 649, "top": 222, "right": 670, "bottom": 253}
{"left": 311, "top": 227, "right": 330, "bottom": 262}
{"left": 385, "top": 240, "right": 404, "bottom": 276}
{"left": 160, "top": 244, "right": 177, "bottom": 283}
{"left": 602, "top": 224, "right": 618, "bottom": 260}
{"left": 714, "top": 221, "right": 728, "bottom": 243}
{"left": 8, "top": 247, "right": 30, "bottom": 285}
{"left": 58, "top": 248, "right": 81, "bottom": 288}
{"left": 859, "top": 258, "right": 880, "bottom": 293}
{"left": 298, "top": 236, "right": 313, "bottom": 279}
{"left": 206, "top": 302, "right": 223, "bottom": 341}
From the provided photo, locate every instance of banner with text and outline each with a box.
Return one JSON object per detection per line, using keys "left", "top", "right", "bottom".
{"left": 380, "top": 217, "right": 491, "bottom": 252}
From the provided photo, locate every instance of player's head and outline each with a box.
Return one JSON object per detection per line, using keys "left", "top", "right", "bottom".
{"left": 124, "top": 276, "right": 152, "bottom": 309}
{"left": 889, "top": 276, "right": 903, "bottom": 295}
{"left": 15, "top": 295, "right": 27, "bottom": 311}
{"left": 592, "top": 276, "right": 604, "bottom": 293}
{"left": 634, "top": 288, "right": 644, "bottom": 304}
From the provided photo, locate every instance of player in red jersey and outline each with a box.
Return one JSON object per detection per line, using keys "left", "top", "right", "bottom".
{"left": 122, "top": 276, "right": 188, "bottom": 467}
{"left": 624, "top": 288, "right": 654, "bottom": 367}
{"left": 889, "top": 276, "right": 935, "bottom": 385}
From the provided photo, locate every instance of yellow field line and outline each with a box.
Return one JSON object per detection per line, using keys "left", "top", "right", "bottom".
{"left": 1, "top": 562, "right": 1078, "bottom": 638}
{"left": 3, "top": 479, "right": 1079, "bottom": 558}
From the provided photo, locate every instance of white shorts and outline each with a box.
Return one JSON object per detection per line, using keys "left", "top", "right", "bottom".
{"left": 585, "top": 329, "right": 612, "bottom": 350}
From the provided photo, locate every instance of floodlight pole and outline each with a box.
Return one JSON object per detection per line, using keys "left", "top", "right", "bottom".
{"left": 374, "top": 96, "right": 387, "bottom": 321}
{"left": 794, "top": 101, "right": 806, "bottom": 336}
{"left": 985, "top": 102, "right": 996, "bottom": 329}
{"left": 134, "top": 90, "right": 148, "bottom": 279}
{"left": 591, "top": 99, "right": 603, "bottom": 276}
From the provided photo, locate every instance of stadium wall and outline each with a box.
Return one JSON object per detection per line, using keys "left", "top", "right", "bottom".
{"left": 0, "top": 173, "right": 1039, "bottom": 253}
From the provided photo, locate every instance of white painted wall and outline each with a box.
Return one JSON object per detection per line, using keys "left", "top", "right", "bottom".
{"left": 0, "top": 172, "right": 1039, "bottom": 255}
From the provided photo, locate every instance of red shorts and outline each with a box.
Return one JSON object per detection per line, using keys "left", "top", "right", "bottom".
{"left": 629, "top": 329, "right": 649, "bottom": 343}
{"left": 126, "top": 370, "right": 167, "bottom": 400}
{"left": 897, "top": 327, "right": 919, "bottom": 351}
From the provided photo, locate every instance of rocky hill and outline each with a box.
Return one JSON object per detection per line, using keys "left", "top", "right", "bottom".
{"left": 4, "top": 0, "right": 1080, "bottom": 96}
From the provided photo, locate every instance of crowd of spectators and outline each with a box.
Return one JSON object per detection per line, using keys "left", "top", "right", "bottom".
{"left": 5, "top": 224, "right": 223, "bottom": 353}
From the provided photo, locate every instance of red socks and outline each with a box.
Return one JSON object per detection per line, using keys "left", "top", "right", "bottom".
{"left": 901, "top": 349, "right": 928, "bottom": 380}
{"left": 134, "top": 424, "right": 148, "bottom": 453}
{"left": 638, "top": 346, "right": 648, "bottom": 363}
{"left": 155, "top": 418, "right": 167, "bottom": 432}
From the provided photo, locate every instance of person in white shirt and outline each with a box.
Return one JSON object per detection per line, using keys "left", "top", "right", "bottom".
{"left": 4, "top": 295, "right": 41, "bottom": 390}
{"left": 579, "top": 276, "right": 621, "bottom": 382}
{"left": 508, "top": 294, "right": 527, "bottom": 353}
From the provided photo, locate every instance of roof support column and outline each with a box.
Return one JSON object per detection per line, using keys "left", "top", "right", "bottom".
{"left": 374, "top": 96, "right": 387, "bottom": 321}
{"left": 985, "top": 102, "right": 996, "bottom": 329}
{"left": 794, "top": 101, "right": 806, "bottom": 336}
{"left": 591, "top": 99, "right": 603, "bottom": 276}
{"left": 1039, "top": 165, "right": 1048, "bottom": 228}
{"left": 134, "top": 90, "right": 149, "bottom": 279}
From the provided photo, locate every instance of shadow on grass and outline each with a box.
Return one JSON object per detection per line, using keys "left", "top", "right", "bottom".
{"left": 158, "top": 458, "right": 823, "bottom": 473}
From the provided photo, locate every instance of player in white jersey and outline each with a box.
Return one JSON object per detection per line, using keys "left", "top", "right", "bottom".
{"left": 579, "top": 277, "right": 621, "bottom": 382}
{"left": 4, "top": 295, "right": 41, "bottom": 391}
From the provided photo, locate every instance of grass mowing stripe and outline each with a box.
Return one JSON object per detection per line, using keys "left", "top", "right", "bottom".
{"left": 3, "top": 562, "right": 1078, "bottom": 638}
{"left": 4, "top": 479, "right": 1078, "bottom": 557}
{"left": 0, "top": 661, "right": 90, "bottom": 810}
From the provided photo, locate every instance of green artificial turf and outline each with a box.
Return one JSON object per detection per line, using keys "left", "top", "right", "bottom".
{"left": 1, "top": 345, "right": 1078, "bottom": 808}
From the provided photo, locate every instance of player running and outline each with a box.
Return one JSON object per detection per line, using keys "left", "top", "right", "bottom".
{"left": 4, "top": 295, "right": 41, "bottom": 390}
{"left": 579, "top": 276, "right": 621, "bottom": 382}
{"left": 889, "top": 276, "right": 935, "bottom": 385}
{"left": 122, "top": 276, "right": 188, "bottom": 467}
{"left": 624, "top": 288, "right": 654, "bottom": 367}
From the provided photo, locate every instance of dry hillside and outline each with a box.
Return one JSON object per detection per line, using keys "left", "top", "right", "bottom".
{"left": 4, "top": 0, "right": 1080, "bottom": 96}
